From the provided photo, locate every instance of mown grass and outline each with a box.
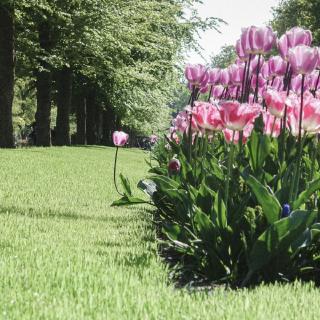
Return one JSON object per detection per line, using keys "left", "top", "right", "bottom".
{"left": 0, "top": 146, "right": 319, "bottom": 319}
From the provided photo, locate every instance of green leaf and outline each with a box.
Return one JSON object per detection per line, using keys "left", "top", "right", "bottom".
{"left": 243, "top": 174, "right": 281, "bottom": 224}
{"left": 111, "top": 196, "right": 149, "bottom": 207}
{"left": 249, "top": 210, "right": 317, "bottom": 273}
{"left": 214, "top": 191, "right": 227, "bottom": 229}
{"left": 292, "top": 178, "right": 320, "bottom": 210}
{"left": 119, "top": 173, "right": 132, "bottom": 197}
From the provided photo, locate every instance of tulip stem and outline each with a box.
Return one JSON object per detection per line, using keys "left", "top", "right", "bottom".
{"left": 224, "top": 131, "right": 236, "bottom": 213}
{"left": 188, "top": 86, "right": 197, "bottom": 162}
{"left": 240, "top": 60, "right": 248, "bottom": 102}
{"left": 113, "top": 146, "right": 124, "bottom": 197}
{"left": 208, "top": 85, "right": 213, "bottom": 102}
{"left": 254, "top": 54, "right": 261, "bottom": 103}
{"left": 244, "top": 54, "right": 252, "bottom": 102}
{"left": 314, "top": 70, "right": 320, "bottom": 96}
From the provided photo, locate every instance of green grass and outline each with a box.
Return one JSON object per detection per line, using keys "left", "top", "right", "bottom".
{"left": 0, "top": 146, "right": 319, "bottom": 319}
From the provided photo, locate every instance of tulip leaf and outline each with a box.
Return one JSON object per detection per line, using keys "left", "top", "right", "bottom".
{"left": 111, "top": 196, "right": 149, "bottom": 207}
{"left": 243, "top": 174, "right": 281, "bottom": 224}
{"left": 249, "top": 210, "right": 317, "bottom": 273}
{"left": 214, "top": 191, "right": 227, "bottom": 229}
{"left": 292, "top": 178, "right": 320, "bottom": 210}
{"left": 119, "top": 173, "right": 132, "bottom": 196}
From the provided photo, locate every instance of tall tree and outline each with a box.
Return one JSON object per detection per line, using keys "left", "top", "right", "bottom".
{"left": 0, "top": 1, "right": 14, "bottom": 148}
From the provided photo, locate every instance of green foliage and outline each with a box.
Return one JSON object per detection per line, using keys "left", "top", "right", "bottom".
{"left": 210, "top": 45, "right": 237, "bottom": 69}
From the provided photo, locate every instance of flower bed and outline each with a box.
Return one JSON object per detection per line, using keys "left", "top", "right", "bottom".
{"left": 112, "top": 26, "right": 320, "bottom": 287}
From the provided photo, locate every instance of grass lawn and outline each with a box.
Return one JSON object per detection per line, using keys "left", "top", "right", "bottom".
{"left": 0, "top": 146, "right": 319, "bottom": 319}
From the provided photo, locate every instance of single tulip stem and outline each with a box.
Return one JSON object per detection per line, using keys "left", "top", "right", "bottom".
{"left": 244, "top": 54, "right": 252, "bottom": 102}
{"left": 188, "top": 86, "right": 197, "bottom": 162}
{"left": 240, "top": 60, "right": 248, "bottom": 102}
{"left": 254, "top": 54, "right": 261, "bottom": 103}
{"left": 208, "top": 85, "right": 213, "bottom": 102}
{"left": 224, "top": 131, "right": 236, "bottom": 213}
{"left": 314, "top": 70, "right": 320, "bottom": 96}
{"left": 271, "top": 76, "right": 275, "bottom": 87}
{"left": 283, "top": 62, "right": 290, "bottom": 91}
{"left": 113, "top": 146, "right": 123, "bottom": 197}
{"left": 298, "top": 74, "right": 305, "bottom": 145}
{"left": 270, "top": 117, "right": 277, "bottom": 138}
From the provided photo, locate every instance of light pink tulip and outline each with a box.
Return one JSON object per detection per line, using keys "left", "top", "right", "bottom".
{"left": 173, "top": 111, "right": 188, "bottom": 133}
{"left": 251, "top": 74, "right": 267, "bottom": 90}
{"left": 229, "top": 64, "right": 245, "bottom": 85}
{"left": 271, "top": 76, "right": 284, "bottom": 91}
{"left": 236, "top": 38, "right": 249, "bottom": 61}
{"left": 286, "top": 27, "right": 313, "bottom": 48}
{"left": 219, "top": 68, "right": 230, "bottom": 87}
{"left": 211, "top": 85, "right": 225, "bottom": 99}
{"left": 268, "top": 56, "right": 287, "bottom": 77}
{"left": 288, "top": 45, "right": 318, "bottom": 75}
{"left": 250, "top": 55, "right": 265, "bottom": 73}
{"left": 219, "top": 101, "right": 261, "bottom": 131}
{"left": 240, "top": 27, "right": 252, "bottom": 55}
{"left": 290, "top": 74, "right": 310, "bottom": 94}
{"left": 263, "top": 88, "right": 287, "bottom": 118}
{"left": 113, "top": 131, "right": 129, "bottom": 147}
{"left": 223, "top": 124, "right": 254, "bottom": 145}
{"left": 192, "top": 102, "right": 224, "bottom": 131}
{"left": 208, "top": 68, "right": 221, "bottom": 85}
{"left": 263, "top": 112, "right": 281, "bottom": 137}
{"left": 278, "top": 34, "right": 289, "bottom": 61}
{"left": 248, "top": 26, "right": 276, "bottom": 55}
{"left": 308, "top": 71, "right": 320, "bottom": 91}
{"left": 261, "top": 63, "right": 271, "bottom": 80}
{"left": 185, "top": 64, "right": 209, "bottom": 87}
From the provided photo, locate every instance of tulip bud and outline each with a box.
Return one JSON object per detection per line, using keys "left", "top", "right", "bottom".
{"left": 113, "top": 131, "right": 129, "bottom": 147}
{"left": 168, "top": 158, "right": 181, "bottom": 174}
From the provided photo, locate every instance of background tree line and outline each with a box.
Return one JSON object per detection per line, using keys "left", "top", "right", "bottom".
{"left": 0, "top": 0, "right": 220, "bottom": 147}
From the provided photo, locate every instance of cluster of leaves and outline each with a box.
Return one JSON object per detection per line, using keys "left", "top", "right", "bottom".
{"left": 113, "top": 124, "right": 320, "bottom": 286}
{"left": 10, "top": 0, "right": 221, "bottom": 136}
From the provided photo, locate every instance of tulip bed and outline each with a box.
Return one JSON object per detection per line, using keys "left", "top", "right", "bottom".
{"left": 113, "top": 26, "right": 320, "bottom": 287}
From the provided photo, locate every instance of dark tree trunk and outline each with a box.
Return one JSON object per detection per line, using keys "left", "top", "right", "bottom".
{"left": 102, "top": 107, "right": 115, "bottom": 146}
{"left": 55, "top": 67, "right": 72, "bottom": 146}
{"left": 86, "top": 91, "right": 96, "bottom": 145}
{"left": 35, "top": 21, "right": 52, "bottom": 146}
{"left": 0, "top": 4, "right": 14, "bottom": 148}
{"left": 76, "top": 95, "right": 86, "bottom": 145}
{"left": 95, "top": 103, "right": 102, "bottom": 144}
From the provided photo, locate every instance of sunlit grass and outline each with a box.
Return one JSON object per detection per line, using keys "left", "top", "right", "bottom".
{"left": 0, "top": 146, "right": 318, "bottom": 319}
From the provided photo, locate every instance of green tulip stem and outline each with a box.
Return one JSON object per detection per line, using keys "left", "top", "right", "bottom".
{"left": 113, "top": 146, "right": 123, "bottom": 197}
{"left": 224, "top": 130, "right": 236, "bottom": 213}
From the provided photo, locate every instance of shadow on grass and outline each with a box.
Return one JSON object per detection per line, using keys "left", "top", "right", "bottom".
{"left": 0, "top": 205, "right": 142, "bottom": 224}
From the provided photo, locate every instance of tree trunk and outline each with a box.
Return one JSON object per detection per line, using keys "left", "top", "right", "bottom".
{"left": 35, "top": 21, "right": 52, "bottom": 146}
{"left": 55, "top": 67, "right": 72, "bottom": 146}
{"left": 102, "top": 107, "right": 115, "bottom": 146}
{"left": 76, "top": 95, "right": 86, "bottom": 145}
{"left": 0, "top": 4, "right": 14, "bottom": 148}
{"left": 86, "top": 91, "right": 96, "bottom": 145}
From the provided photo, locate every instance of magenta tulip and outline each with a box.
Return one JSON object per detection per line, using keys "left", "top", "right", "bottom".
{"left": 288, "top": 45, "right": 318, "bottom": 75}
{"left": 219, "top": 69, "right": 230, "bottom": 87}
{"left": 193, "top": 102, "right": 224, "bottom": 131}
{"left": 113, "top": 131, "right": 129, "bottom": 147}
{"left": 185, "top": 64, "right": 209, "bottom": 87}
{"left": 229, "top": 64, "right": 245, "bottom": 85}
{"left": 219, "top": 101, "right": 261, "bottom": 131}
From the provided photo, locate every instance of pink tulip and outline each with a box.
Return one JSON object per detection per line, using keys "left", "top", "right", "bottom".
{"left": 168, "top": 158, "right": 181, "bottom": 173}
{"left": 240, "top": 27, "right": 252, "bottom": 55}
{"left": 193, "top": 102, "right": 224, "bottom": 131}
{"left": 286, "top": 27, "right": 312, "bottom": 48}
{"left": 268, "top": 56, "right": 287, "bottom": 77}
{"left": 113, "top": 131, "right": 129, "bottom": 147}
{"left": 290, "top": 74, "right": 310, "bottom": 94}
{"left": 185, "top": 64, "right": 209, "bottom": 87}
{"left": 288, "top": 45, "right": 318, "bottom": 75}
{"left": 173, "top": 111, "right": 189, "bottom": 133}
{"left": 308, "top": 71, "right": 320, "bottom": 91}
{"left": 250, "top": 55, "right": 265, "bottom": 73}
{"left": 150, "top": 134, "right": 158, "bottom": 144}
{"left": 229, "top": 64, "right": 245, "bottom": 85}
{"left": 271, "top": 76, "right": 284, "bottom": 91}
{"left": 263, "top": 88, "right": 287, "bottom": 118}
{"left": 287, "top": 93, "right": 320, "bottom": 134}
{"left": 219, "top": 68, "right": 230, "bottom": 87}
{"left": 223, "top": 124, "right": 254, "bottom": 144}
{"left": 211, "top": 85, "right": 225, "bottom": 99}
{"left": 236, "top": 38, "right": 249, "bottom": 61}
{"left": 278, "top": 34, "right": 289, "bottom": 61}
{"left": 251, "top": 74, "right": 267, "bottom": 90}
{"left": 219, "top": 101, "right": 261, "bottom": 131}
{"left": 248, "top": 26, "right": 276, "bottom": 55}
{"left": 199, "top": 84, "right": 209, "bottom": 94}
{"left": 261, "top": 63, "right": 271, "bottom": 80}
{"left": 263, "top": 111, "right": 281, "bottom": 137}
{"left": 208, "top": 68, "right": 221, "bottom": 85}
